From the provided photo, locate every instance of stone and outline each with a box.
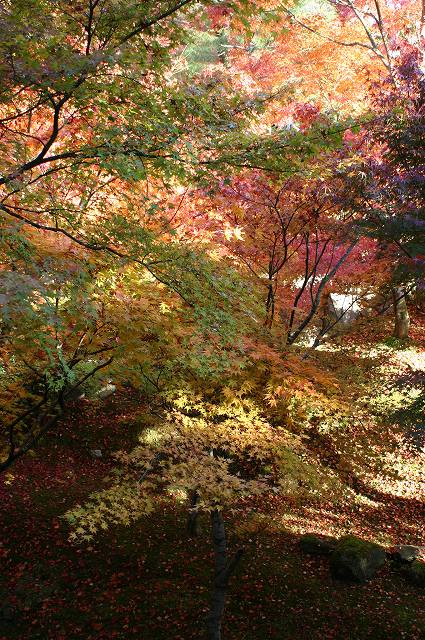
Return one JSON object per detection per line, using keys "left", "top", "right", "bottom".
{"left": 90, "top": 449, "right": 102, "bottom": 458}
{"left": 392, "top": 545, "right": 424, "bottom": 563}
{"left": 405, "top": 560, "right": 425, "bottom": 588}
{"left": 299, "top": 534, "right": 337, "bottom": 556}
{"left": 330, "top": 535, "right": 386, "bottom": 583}
{"left": 97, "top": 383, "right": 116, "bottom": 399}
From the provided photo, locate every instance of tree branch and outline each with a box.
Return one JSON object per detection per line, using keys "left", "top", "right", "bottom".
{"left": 0, "top": 357, "right": 113, "bottom": 473}
{"left": 119, "top": 0, "right": 196, "bottom": 45}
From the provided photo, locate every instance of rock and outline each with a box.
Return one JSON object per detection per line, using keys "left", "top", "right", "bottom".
{"left": 299, "top": 534, "right": 337, "bottom": 556}
{"left": 330, "top": 535, "right": 386, "bottom": 583}
{"left": 392, "top": 545, "right": 424, "bottom": 563}
{"left": 96, "top": 383, "right": 116, "bottom": 399}
{"left": 405, "top": 560, "right": 425, "bottom": 588}
{"left": 90, "top": 449, "right": 102, "bottom": 458}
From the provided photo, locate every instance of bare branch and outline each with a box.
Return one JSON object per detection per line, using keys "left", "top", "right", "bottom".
{"left": 282, "top": 4, "right": 391, "bottom": 72}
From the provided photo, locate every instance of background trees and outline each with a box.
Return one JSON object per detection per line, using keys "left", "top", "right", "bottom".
{"left": 363, "top": 48, "right": 425, "bottom": 335}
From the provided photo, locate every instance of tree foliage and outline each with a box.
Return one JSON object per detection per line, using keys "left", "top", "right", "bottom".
{"left": 1, "top": 1, "right": 424, "bottom": 637}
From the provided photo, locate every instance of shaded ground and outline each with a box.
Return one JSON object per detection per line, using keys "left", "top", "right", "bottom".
{"left": 1, "top": 391, "right": 424, "bottom": 640}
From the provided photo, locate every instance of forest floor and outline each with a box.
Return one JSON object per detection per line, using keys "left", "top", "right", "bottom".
{"left": 0, "top": 314, "right": 424, "bottom": 640}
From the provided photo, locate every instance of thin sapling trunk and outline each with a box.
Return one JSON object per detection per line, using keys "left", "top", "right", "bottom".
{"left": 206, "top": 509, "right": 243, "bottom": 640}
{"left": 393, "top": 286, "right": 410, "bottom": 339}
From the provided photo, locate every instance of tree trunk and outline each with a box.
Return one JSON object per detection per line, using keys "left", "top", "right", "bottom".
{"left": 206, "top": 509, "right": 243, "bottom": 640}
{"left": 393, "top": 287, "right": 410, "bottom": 339}
{"left": 265, "top": 277, "right": 275, "bottom": 328}
{"left": 187, "top": 490, "right": 200, "bottom": 537}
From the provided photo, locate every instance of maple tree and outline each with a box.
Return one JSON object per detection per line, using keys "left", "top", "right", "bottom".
{"left": 0, "top": 0, "right": 267, "bottom": 471}
{"left": 65, "top": 375, "right": 343, "bottom": 639}
{"left": 197, "top": 165, "right": 384, "bottom": 343}
{"left": 361, "top": 47, "right": 425, "bottom": 336}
